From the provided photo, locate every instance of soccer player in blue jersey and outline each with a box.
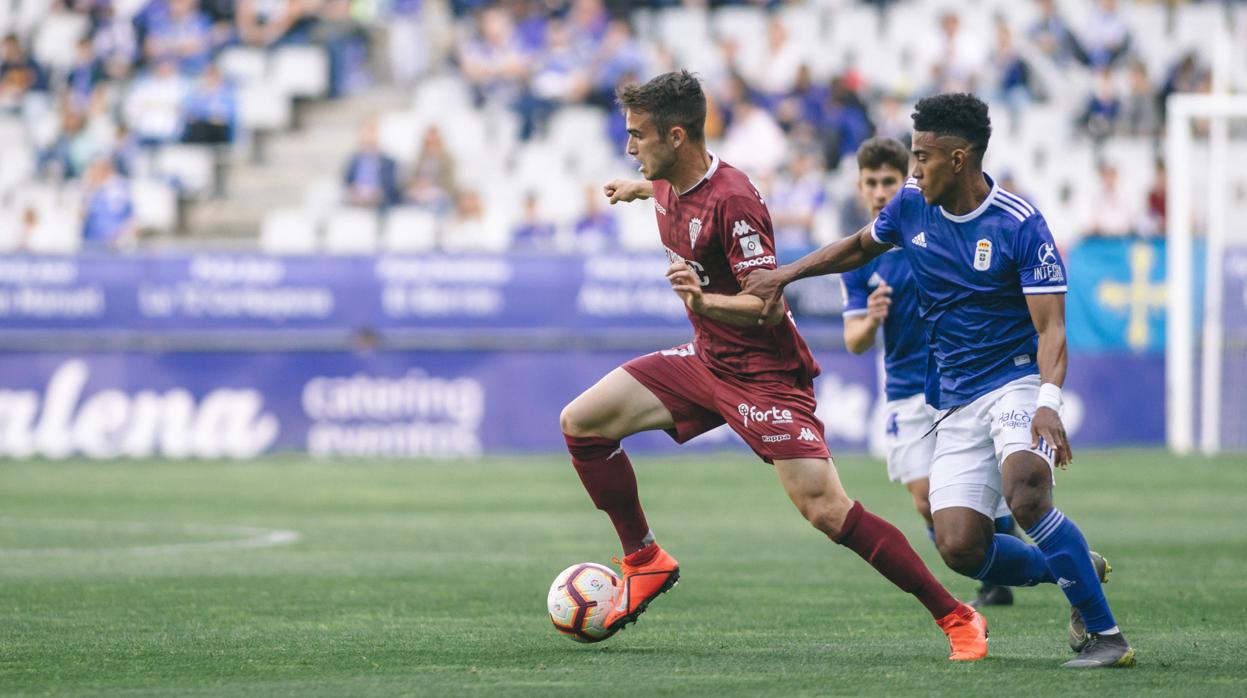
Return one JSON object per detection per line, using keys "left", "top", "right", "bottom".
{"left": 745, "top": 94, "right": 1134, "bottom": 668}
{"left": 841, "top": 137, "right": 1019, "bottom": 609}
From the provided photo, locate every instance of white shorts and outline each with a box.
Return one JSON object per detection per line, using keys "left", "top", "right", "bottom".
{"left": 883, "top": 393, "right": 938, "bottom": 485}
{"left": 928, "top": 375, "right": 1055, "bottom": 519}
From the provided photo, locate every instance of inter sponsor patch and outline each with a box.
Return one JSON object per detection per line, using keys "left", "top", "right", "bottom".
{"left": 740, "top": 234, "right": 763, "bottom": 258}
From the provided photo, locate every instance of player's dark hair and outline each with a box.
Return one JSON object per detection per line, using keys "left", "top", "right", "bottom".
{"left": 911, "top": 93, "right": 992, "bottom": 158}
{"left": 856, "top": 137, "right": 910, "bottom": 176}
{"left": 616, "top": 70, "right": 706, "bottom": 143}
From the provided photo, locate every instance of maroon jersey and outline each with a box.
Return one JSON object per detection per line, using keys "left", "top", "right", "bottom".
{"left": 651, "top": 155, "right": 820, "bottom": 384}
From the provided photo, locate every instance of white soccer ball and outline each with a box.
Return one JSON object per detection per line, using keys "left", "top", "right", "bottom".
{"left": 547, "top": 562, "right": 620, "bottom": 643}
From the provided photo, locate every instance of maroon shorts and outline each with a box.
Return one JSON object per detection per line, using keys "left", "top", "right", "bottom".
{"left": 622, "top": 343, "right": 831, "bottom": 463}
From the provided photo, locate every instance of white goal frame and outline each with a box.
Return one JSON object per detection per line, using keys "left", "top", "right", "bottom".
{"left": 1165, "top": 93, "right": 1247, "bottom": 455}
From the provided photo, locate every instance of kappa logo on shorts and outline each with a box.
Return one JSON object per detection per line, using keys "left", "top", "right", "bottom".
{"left": 738, "top": 403, "right": 793, "bottom": 429}
{"left": 797, "top": 428, "right": 820, "bottom": 442}
{"left": 761, "top": 433, "right": 791, "bottom": 443}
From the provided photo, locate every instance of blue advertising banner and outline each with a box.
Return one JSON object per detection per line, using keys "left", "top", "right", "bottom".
{"left": 1066, "top": 238, "right": 1168, "bottom": 353}
{"left": 0, "top": 349, "right": 1161, "bottom": 460}
{"left": 0, "top": 254, "right": 844, "bottom": 338}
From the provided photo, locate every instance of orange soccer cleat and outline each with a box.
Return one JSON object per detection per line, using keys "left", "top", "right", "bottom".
{"left": 602, "top": 543, "right": 680, "bottom": 634}
{"left": 936, "top": 603, "right": 989, "bottom": 661}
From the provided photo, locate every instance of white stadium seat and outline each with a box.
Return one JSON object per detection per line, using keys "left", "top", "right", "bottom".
{"left": 271, "top": 45, "right": 329, "bottom": 99}
{"left": 323, "top": 206, "right": 380, "bottom": 254}
{"left": 260, "top": 208, "right": 318, "bottom": 254}
{"left": 238, "top": 81, "right": 292, "bottom": 132}
{"left": 217, "top": 47, "right": 268, "bottom": 87}
{"left": 382, "top": 206, "right": 439, "bottom": 252}
{"left": 131, "top": 177, "right": 178, "bottom": 232}
{"left": 155, "top": 145, "right": 215, "bottom": 197}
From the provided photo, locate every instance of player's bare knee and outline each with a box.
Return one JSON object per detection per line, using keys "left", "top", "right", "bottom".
{"left": 801, "top": 493, "right": 853, "bottom": 537}
{"left": 559, "top": 402, "right": 600, "bottom": 438}
{"left": 935, "top": 529, "right": 988, "bottom": 577}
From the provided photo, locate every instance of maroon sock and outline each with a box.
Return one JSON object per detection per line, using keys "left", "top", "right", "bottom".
{"left": 564, "top": 434, "right": 650, "bottom": 555}
{"left": 833, "top": 501, "right": 961, "bottom": 619}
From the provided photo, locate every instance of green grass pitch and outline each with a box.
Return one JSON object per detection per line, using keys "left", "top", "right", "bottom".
{"left": 2, "top": 450, "right": 1245, "bottom": 697}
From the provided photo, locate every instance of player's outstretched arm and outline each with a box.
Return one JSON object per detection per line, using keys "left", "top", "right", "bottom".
{"left": 843, "top": 282, "right": 891, "bottom": 354}
{"left": 1026, "top": 292, "right": 1073, "bottom": 468}
{"left": 603, "top": 179, "right": 654, "bottom": 204}
{"left": 742, "top": 225, "right": 891, "bottom": 322}
{"left": 666, "top": 262, "right": 772, "bottom": 327}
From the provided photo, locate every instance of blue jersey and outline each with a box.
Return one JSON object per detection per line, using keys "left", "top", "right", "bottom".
{"left": 870, "top": 174, "right": 1067, "bottom": 409}
{"left": 840, "top": 250, "right": 926, "bottom": 402}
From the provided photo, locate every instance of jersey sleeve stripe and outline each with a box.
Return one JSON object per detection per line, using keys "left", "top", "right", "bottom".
{"left": 997, "top": 190, "right": 1036, "bottom": 215}
{"left": 869, "top": 219, "right": 888, "bottom": 245}
{"left": 991, "top": 200, "right": 1027, "bottom": 222}
{"left": 1022, "top": 285, "right": 1068, "bottom": 294}
{"left": 842, "top": 308, "right": 869, "bottom": 317}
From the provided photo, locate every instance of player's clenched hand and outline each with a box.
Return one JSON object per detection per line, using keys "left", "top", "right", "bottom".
{"left": 866, "top": 282, "right": 892, "bottom": 322}
{"left": 603, "top": 179, "right": 652, "bottom": 205}
{"left": 1031, "top": 406, "right": 1073, "bottom": 469}
{"left": 666, "top": 261, "right": 704, "bottom": 312}
{"left": 741, "top": 267, "right": 785, "bottom": 324}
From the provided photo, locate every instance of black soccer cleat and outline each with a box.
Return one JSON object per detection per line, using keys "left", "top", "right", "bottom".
{"left": 969, "top": 582, "right": 1014, "bottom": 608}
{"left": 1068, "top": 551, "right": 1112, "bottom": 652}
{"left": 1062, "top": 632, "right": 1136, "bottom": 668}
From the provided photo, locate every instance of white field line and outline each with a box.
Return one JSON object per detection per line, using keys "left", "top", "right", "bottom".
{"left": 0, "top": 517, "right": 301, "bottom": 556}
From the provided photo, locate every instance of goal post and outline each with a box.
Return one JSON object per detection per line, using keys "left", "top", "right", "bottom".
{"left": 1165, "top": 93, "right": 1247, "bottom": 455}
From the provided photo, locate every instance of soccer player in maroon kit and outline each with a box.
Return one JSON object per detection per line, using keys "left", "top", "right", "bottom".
{"left": 559, "top": 71, "right": 988, "bottom": 660}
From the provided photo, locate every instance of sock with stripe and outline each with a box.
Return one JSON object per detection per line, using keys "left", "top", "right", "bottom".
{"left": 973, "top": 533, "right": 1055, "bottom": 587}
{"left": 565, "top": 433, "right": 651, "bottom": 555}
{"left": 994, "top": 514, "right": 1016, "bottom": 535}
{"left": 1026, "top": 508, "right": 1118, "bottom": 633}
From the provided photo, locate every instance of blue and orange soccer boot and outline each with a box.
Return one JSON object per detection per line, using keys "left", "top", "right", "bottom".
{"left": 603, "top": 543, "right": 680, "bottom": 634}
{"left": 936, "top": 603, "right": 989, "bottom": 661}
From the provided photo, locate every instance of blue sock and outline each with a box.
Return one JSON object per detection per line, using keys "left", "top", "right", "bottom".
{"left": 973, "top": 533, "right": 1054, "bottom": 586}
{"left": 994, "top": 515, "right": 1015, "bottom": 535}
{"left": 1026, "top": 508, "right": 1117, "bottom": 633}
{"left": 926, "top": 525, "right": 936, "bottom": 544}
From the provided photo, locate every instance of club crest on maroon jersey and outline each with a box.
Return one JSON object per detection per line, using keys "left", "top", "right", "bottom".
{"left": 688, "top": 217, "right": 702, "bottom": 247}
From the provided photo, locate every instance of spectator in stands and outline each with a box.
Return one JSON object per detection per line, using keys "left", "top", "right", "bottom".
{"left": 65, "top": 38, "right": 106, "bottom": 113}
{"left": 0, "top": 34, "right": 48, "bottom": 113}
{"left": 990, "top": 16, "right": 1037, "bottom": 113}
{"left": 775, "top": 64, "right": 827, "bottom": 135}
{"left": 387, "top": 0, "right": 432, "bottom": 86}
{"left": 1029, "top": 0, "right": 1080, "bottom": 67}
{"left": 821, "top": 76, "right": 874, "bottom": 170}
{"left": 405, "top": 125, "right": 456, "bottom": 215}
{"left": 81, "top": 158, "right": 137, "bottom": 249}
{"left": 720, "top": 91, "right": 787, "bottom": 177}
{"left": 741, "top": 15, "right": 804, "bottom": 98}
{"left": 1140, "top": 157, "right": 1166, "bottom": 237}
{"left": 145, "top": 0, "right": 215, "bottom": 75}
{"left": 572, "top": 183, "right": 618, "bottom": 252}
{"left": 111, "top": 123, "right": 143, "bottom": 177}
{"left": 567, "top": 0, "right": 610, "bottom": 53}
{"left": 1077, "top": 0, "right": 1131, "bottom": 69}
{"left": 1161, "top": 52, "right": 1209, "bottom": 113}
{"left": 123, "top": 58, "right": 187, "bottom": 145}
{"left": 181, "top": 65, "right": 236, "bottom": 144}
{"left": 457, "top": 6, "right": 533, "bottom": 134}
{"left": 926, "top": 11, "right": 986, "bottom": 92}
{"left": 511, "top": 192, "right": 557, "bottom": 252}
{"left": 1083, "top": 163, "right": 1138, "bottom": 239}
{"left": 586, "top": 17, "right": 646, "bottom": 111}
{"left": 236, "top": 0, "right": 317, "bottom": 48}
{"left": 1078, "top": 68, "right": 1121, "bottom": 141}
{"left": 343, "top": 118, "right": 401, "bottom": 209}
{"left": 40, "top": 109, "right": 102, "bottom": 180}
{"left": 92, "top": 2, "right": 139, "bottom": 80}
{"left": 769, "top": 148, "right": 826, "bottom": 260}
{"left": 1121, "top": 60, "right": 1161, "bottom": 137}
{"left": 528, "top": 19, "right": 590, "bottom": 133}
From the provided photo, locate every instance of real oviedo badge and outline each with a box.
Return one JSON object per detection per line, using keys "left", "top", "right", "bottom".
{"left": 974, "top": 239, "right": 993, "bottom": 271}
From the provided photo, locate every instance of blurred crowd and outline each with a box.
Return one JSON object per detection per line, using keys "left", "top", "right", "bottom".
{"left": 1, "top": 0, "right": 1244, "bottom": 253}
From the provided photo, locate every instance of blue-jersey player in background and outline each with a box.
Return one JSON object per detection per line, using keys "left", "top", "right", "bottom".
{"left": 840, "top": 136, "right": 1020, "bottom": 609}
{"left": 746, "top": 94, "right": 1134, "bottom": 669}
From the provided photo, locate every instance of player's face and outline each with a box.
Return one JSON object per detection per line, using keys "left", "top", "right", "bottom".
{"left": 909, "top": 131, "right": 961, "bottom": 206}
{"left": 857, "top": 165, "right": 905, "bottom": 218}
{"left": 624, "top": 109, "right": 676, "bottom": 181}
